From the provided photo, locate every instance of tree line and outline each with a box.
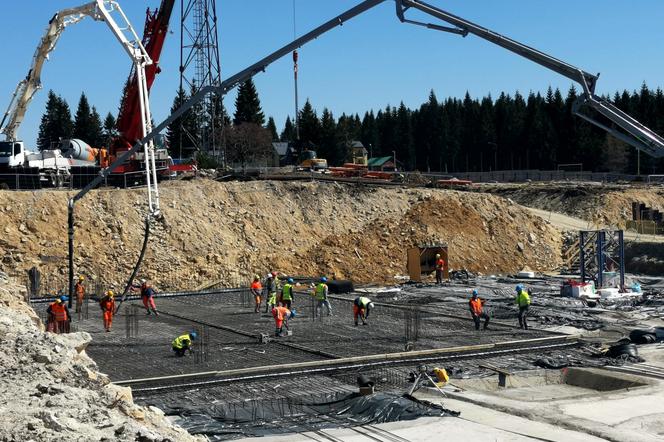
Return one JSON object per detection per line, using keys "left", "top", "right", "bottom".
{"left": 39, "top": 80, "right": 664, "bottom": 174}
{"left": 279, "top": 83, "right": 664, "bottom": 174}
{"left": 37, "top": 91, "right": 116, "bottom": 150}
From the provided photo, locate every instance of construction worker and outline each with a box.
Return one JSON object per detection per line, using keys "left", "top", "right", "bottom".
{"left": 99, "top": 290, "right": 116, "bottom": 332}
{"left": 314, "top": 277, "right": 332, "bottom": 317}
{"left": 272, "top": 302, "right": 293, "bottom": 337}
{"left": 171, "top": 332, "right": 197, "bottom": 357}
{"left": 74, "top": 275, "right": 85, "bottom": 313}
{"left": 281, "top": 278, "right": 294, "bottom": 310}
{"left": 469, "top": 289, "right": 490, "bottom": 330}
{"left": 435, "top": 254, "right": 445, "bottom": 284}
{"left": 47, "top": 296, "right": 70, "bottom": 334}
{"left": 132, "top": 279, "right": 159, "bottom": 316}
{"left": 516, "top": 284, "right": 531, "bottom": 330}
{"left": 353, "top": 296, "right": 374, "bottom": 326}
{"left": 265, "top": 272, "right": 279, "bottom": 313}
{"left": 250, "top": 275, "right": 262, "bottom": 313}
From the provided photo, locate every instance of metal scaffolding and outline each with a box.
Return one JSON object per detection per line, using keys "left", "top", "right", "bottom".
{"left": 579, "top": 230, "right": 625, "bottom": 289}
{"left": 180, "top": 0, "right": 223, "bottom": 158}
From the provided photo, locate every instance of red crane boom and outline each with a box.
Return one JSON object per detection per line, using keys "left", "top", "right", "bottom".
{"left": 112, "top": 0, "right": 174, "bottom": 156}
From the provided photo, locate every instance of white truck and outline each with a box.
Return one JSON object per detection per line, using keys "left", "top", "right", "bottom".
{"left": 0, "top": 140, "right": 71, "bottom": 186}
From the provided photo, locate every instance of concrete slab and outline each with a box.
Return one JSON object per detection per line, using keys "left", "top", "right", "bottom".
{"left": 561, "top": 394, "right": 664, "bottom": 426}
{"left": 236, "top": 416, "right": 538, "bottom": 441}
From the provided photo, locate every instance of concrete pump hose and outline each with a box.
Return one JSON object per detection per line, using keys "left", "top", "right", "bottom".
{"left": 114, "top": 216, "right": 151, "bottom": 314}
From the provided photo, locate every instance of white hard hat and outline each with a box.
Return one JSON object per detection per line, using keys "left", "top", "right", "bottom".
{"left": 140, "top": 278, "right": 147, "bottom": 284}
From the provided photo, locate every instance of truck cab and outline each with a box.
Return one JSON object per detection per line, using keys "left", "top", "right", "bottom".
{"left": 0, "top": 140, "right": 26, "bottom": 167}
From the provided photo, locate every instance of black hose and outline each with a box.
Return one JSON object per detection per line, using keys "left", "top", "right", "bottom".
{"left": 115, "top": 216, "right": 151, "bottom": 314}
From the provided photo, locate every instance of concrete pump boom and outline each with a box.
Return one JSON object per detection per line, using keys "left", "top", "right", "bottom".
{"left": 0, "top": 1, "right": 151, "bottom": 142}
{"left": 218, "top": 0, "right": 664, "bottom": 159}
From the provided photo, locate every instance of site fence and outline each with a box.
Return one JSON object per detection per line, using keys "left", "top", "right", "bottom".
{"left": 0, "top": 168, "right": 174, "bottom": 191}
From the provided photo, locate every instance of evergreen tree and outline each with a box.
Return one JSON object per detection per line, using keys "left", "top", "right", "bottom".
{"left": 266, "top": 117, "right": 279, "bottom": 141}
{"left": 298, "top": 99, "right": 320, "bottom": 145}
{"left": 102, "top": 112, "right": 117, "bottom": 145}
{"left": 319, "top": 108, "right": 340, "bottom": 165}
{"left": 73, "top": 93, "right": 96, "bottom": 143}
{"left": 89, "top": 106, "right": 104, "bottom": 147}
{"left": 280, "top": 116, "right": 295, "bottom": 142}
{"left": 166, "top": 86, "right": 199, "bottom": 157}
{"left": 233, "top": 78, "right": 265, "bottom": 125}
{"left": 37, "top": 91, "right": 73, "bottom": 150}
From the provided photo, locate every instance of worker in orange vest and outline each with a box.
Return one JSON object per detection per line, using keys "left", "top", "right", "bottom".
{"left": 131, "top": 279, "right": 158, "bottom": 316}
{"left": 250, "top": 275, "right": 262, "bottom": 313}
{"left": 435, "top": 254, "right": 445, "bottom": 284}
{"left": 99, "top": 290, "right": 116, "bottom": 332}
{"left": 75, "top": 275, "right": 86, "bottom": 313}
{"left": 271, "top": 302, "right": 293, "bottom": 337}
{"left": 469, "top": 290, "right": 490, "bottom": 330}
{"left": 47, "top": 296, "right": 70, "bottom": 333}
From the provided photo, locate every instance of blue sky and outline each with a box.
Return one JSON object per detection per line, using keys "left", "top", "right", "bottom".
{"left": 1, "top": 0, "right": 663, "bottom": 147}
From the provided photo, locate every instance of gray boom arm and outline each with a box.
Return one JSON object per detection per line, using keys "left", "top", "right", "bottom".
{"left": 396, "top": 0, "right": 664, "bottom": 158}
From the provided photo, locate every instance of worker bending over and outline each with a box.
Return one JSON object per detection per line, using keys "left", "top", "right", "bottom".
{"left": 46, "top": 296, "right": 70, "bottom": 334}
{"left": 250, "top": 275, "right": 263, "bottom": 313}
{"left": 99, "top": 290, "right": 115, "bottom": 332}
{"left": 435, "top": 254, "right": 445, "bottom": 284}
{"left": 172, "top": 332, "right": 197, "bottom": 357}
{"left": 515, "top": 285, "right": 531, "bottom": 330}
{"left": 281, "top": 278, "right": 294, "bottom": 309}
{"left": 314, "top": 277, "right": 332, "bottom": 317}
{"left": 272, "top": 302, "right": 294, "bottom": 337}
{"left": 469, "top": 290, "right": 490, "bottom": 330}
{"left": 264, "top": 272, "right": 279, "bottom": 313}
{"left": 353, "top": 296, "right": 374, "bottom": 326}
{"left": 74, "top": 275, "right": 86, "bottom": 314}
{"left": 132, "top": 279, "right": 159, "bottom": 316}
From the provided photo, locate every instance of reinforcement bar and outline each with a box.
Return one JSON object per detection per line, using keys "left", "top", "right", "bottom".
{"left": 117, "top": 334, "right": 580, "bottom": 388}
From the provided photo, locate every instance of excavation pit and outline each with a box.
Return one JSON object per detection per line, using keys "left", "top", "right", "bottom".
{"left": 451, "top": 367, "right": 652, "bottom": 402}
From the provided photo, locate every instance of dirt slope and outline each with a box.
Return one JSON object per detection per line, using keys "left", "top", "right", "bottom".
{"left": 0, "top": 179, "right": 561, "bottom": 291}
{"left": 480, "top": 182, "right": 664, "bottom": 228}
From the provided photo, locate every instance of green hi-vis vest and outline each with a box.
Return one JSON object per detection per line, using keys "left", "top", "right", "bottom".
{"left": 282, "top": 284, "right": 293, "bottom": 301}
{"left": 315, "top": 283, "right": 327, "bottom": 300}
{"left": 172, "top": 334, "right": 192, "bottom": 349}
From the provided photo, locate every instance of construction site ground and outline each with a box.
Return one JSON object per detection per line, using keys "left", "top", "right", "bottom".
{"left": 29, "top": 273, "right": 664, "bottom": 440}
{"left": 8, "top": 178, "right": 664, "bottom": 440}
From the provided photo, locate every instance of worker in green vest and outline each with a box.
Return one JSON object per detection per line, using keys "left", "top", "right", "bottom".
{"left": 313, "top": 276, "right": 332, "bottom": 317}
{"left": 281, "top": 278, "right": 294, "bottom": 309}
{"left": 172, "top": 331, "right": 197, "bottom": 357}
{"left": 353, "top": 296, "right": 374, "bottom": 326}
{"left": 515, "top": 285, "right": 531, "bottom": 330}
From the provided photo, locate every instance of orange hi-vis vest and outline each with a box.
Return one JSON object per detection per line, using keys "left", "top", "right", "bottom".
{"left": 51, "top": 302, "right": 68, "bottom": 321}
{"left": 436, "top": 258, "right": 445, "bottom": 270}
{"left": 469, "top": 298, "right": 484, "bottom": 315}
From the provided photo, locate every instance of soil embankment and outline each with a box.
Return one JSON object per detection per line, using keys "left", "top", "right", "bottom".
{"left": 479, "top": 182, "right": 664, "bottom": 228}
{"left": 0, "top": 179, "right": 561, "bottom": 290}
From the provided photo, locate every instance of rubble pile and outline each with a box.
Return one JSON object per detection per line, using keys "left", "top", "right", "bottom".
{"left": 0, "top": 279, "right": 201, "bottom": 441}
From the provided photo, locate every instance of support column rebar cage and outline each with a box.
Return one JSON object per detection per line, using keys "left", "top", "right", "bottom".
{"left": 180, "top": 0, "right": 223, "bottom": 160}
{"left": 579, "top": 230, "right": 625, "bottom": 289}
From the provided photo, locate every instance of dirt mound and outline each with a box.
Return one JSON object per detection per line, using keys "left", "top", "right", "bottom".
{"left": 0, "top": 179, "right": 561, "bottom": 291}
{"left": 0, "top": 279, "right": 201, "bottom": 441}
{"left": 480, "top": 182, "right": 664, "bottom": 228}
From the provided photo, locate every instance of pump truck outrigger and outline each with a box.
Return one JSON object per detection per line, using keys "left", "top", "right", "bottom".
{"left": 70, "top": 0, "right": 664, "bottom": 310}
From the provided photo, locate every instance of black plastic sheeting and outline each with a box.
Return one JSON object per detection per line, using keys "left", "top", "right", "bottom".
{"left": 145, "top": 392, "right": 457, "bottom": 440}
